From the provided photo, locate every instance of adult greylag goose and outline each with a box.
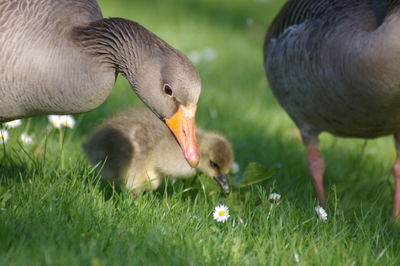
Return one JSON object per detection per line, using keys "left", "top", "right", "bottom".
{"left": 0, "top": 0, "right": 200, "bottom": 167}
{"left": 264, "top": 0, "right": 400, "bottom": 219}
{"left": 82, "top": 108, "right": 234, "bottom": 194}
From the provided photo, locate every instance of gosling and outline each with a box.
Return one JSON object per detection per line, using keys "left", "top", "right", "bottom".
{"left": 82, "top": 108, "right": 234, "bottom": 193}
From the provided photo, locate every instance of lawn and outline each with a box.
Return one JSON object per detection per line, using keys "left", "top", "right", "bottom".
{"left": 1, "top": 0, "right": 400, "bottom": 265}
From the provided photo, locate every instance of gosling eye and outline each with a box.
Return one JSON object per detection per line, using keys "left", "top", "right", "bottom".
{"left": 163, "top": 84, "right": 173, "bottom": 96}
{"left": 209, "top": 160, "right": 219, "bottom": 170}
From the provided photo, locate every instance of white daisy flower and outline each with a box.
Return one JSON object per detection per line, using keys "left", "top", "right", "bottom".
{"left": 48, "top": 115, "right": 62, "bottom": 128}
{"left": 0, "top": 129, "right": 9, "bottom": 144}
{"left": 188, "top": 50, "right": 202, "bottom": 64}
{"left": 269, "top": 192, "right": 281, "bottom": 203}
{"left": 202, "top": 48, "right": 216, "bottom": 61}
{"left": 294, "top": 252, "right": 300, "bottom": 263}
{"left": 315, "top": 205, "right": 328, "bottom": 221}
{"left": 246, "top": 18, "right": 254, "bottom": 26}
{"left": 59, "top": 115, "right": 75, "bottom": 128}
{"left": 4, "top": 119, "right": 22, "bottom": 129}
{"left": 20, "top": 133, "right": 33, "bottom": 145}
{"left": 231, "top": 162, "right": 240, "bottom": 174}
{"left": 48, "top": 115, "right": 75, "bottom": 128}
{"left": 213, "top": 204, "right": 230, "bottom": 223}
{"left": 209, "top": 108, "right": 218, "bottom": 119}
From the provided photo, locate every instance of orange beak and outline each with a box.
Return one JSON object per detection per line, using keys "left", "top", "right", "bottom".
{"left": 166, "top": 104, "right": 200, "bottom": 168}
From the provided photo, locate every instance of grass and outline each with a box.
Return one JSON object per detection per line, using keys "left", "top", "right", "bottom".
{"left": 1, "top": 0, "right": 400, "bottom": 265}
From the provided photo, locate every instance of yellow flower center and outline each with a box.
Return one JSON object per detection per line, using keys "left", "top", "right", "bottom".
{"left": 219, "top": 211, "right": 225, "bottom": 217}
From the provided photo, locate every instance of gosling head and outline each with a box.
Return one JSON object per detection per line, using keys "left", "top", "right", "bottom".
{"left": 197, "top": 131, "right": 234, "bottom": 193}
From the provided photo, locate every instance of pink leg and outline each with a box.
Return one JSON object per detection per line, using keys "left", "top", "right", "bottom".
{"left": 307, "top": 145, "right": 326, "bottom": 206}
{"left": 131, "top": 191, "right": 138, "bottom": 199}
{"left": 392, "top": 137, "right": 400, "bottom": 220}
{"left": 392, "top": 158, "right": 400, "bottom": 219}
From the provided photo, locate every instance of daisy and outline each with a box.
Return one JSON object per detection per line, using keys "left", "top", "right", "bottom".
{"left": 202, "top": 48, "right": 216, "bottom": 61}
{"left": 0, "top": 129, "right": 9, "bottom": 144}
{"left": 231, "top": 162, "right": 240, "bottom": 174}
{"left": 59, "top": 115, "right": 75, "bottom": 128}
{"left": 294, "top": 252, "right": 300, "bottom": 263}
{"left": 4, "top": 119, "right": 22, "bottom": 129}
{"left": 48, "top": 115, "right": 62, "bottom": 128}
{"left": 48, "top": 115, "right": 75, "bottom": 129}
{"left": 246, "top": 18, "right": 254, "bottom": 26}
{"left": 213, "top": 204, "right": 230, "bottom": 223}
{"left": 188, "top": 50, "right": 202, "bottom": 64}
{"left": 315, "top": 205, "right": 328, "bottom": 221}
{"left": 20, "top": 133, "right": 33, "bottom": 145}
{"left": 269, "top": 192, "right": 281, "bottom": 203}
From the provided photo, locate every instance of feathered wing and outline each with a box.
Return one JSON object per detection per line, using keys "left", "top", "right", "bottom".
{"left": 265, "top": 0, "right": 340, "bottom": 46}
{"left": 264, "top": 0, "right": 389, "bottom": 50}
{"left": 389, "top": 0, "right": 400, "bottom": 9}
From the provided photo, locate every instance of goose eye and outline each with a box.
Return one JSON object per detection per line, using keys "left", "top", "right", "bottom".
{"left": 164, "top": 84, "right": 173, "bottom": 96}
{"left": 210, "top": 160, "right": 219, "bottom": 170}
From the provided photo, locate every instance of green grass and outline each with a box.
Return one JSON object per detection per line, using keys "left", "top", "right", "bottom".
{"left": 1, "top": 0, "right": 400, "bottom": 265}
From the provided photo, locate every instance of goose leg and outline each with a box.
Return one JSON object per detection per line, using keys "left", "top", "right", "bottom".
{"left": 131, "top": 191, "right": 138, "bottom": 199}
{"left": 306, "top": 141, "right": 326, "bottom": 206}
{"left": 392, "top": 135, "right": 400, "bottom": 220}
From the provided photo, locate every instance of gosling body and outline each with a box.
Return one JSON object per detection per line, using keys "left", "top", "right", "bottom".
{"left": 83, "top": 108, "right": 233, "bottom": 192}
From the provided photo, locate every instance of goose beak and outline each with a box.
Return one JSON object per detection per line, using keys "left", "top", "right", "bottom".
{"left": 166, "top": 104, "right": 200, "bottom": 168}
{"left": 214, "top": 173, "right": 230, "bottom": 193}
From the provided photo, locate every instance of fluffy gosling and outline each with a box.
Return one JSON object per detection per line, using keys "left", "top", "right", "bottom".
{"left": 82, "top": 108, "right": 234, "bottom": 193}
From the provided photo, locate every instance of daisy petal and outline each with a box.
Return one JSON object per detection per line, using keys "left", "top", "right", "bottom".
{"left": 48, "top": 115, "right": 75, "bottom": 128}
{"left": 213, "top": 204, "right": 230, "bottom": 223}
{"left": 4, "top": 119, "right": 22, "bottom": 129}
{"left": 202, "top": 48, "right": 216, "bottom": 61}
{"left": 315, "top": 205, "right": 328, "bottom": 221}
{"left": 59, "top": 115, "right": 75, "bottom": 128}
{"left": 48, "top": 115, "right": 62, "bottom": 128}
{"left": 188, "top": 51, "right": 202, "bottom": 64}
{"left": 0, "top": 129, "right": 9, "bottom": 144}
{"left": 231, "top": 162, "right": 240, "bottom": 174}
{"left": 20, "top": 133, "right": 33, "bottom": 145}
{"left": 269, "top": 192, "right": 281, "bottom": 203}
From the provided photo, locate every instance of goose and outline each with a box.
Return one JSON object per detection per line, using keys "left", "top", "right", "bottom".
{"left": 0, "top": 0, "right": 200, "bottom": 167}
{"left": 264, "top": 0, "right": 400, "bottom": 220}
{"left": 82, "top": 108, "right": 234, "bottom": 193}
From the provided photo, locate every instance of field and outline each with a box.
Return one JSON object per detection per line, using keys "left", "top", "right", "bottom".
{"left": 1, "top": 0, "right": 400, "bottom": 265}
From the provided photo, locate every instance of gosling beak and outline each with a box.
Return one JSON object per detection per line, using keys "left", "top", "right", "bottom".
{"left": 214, "top": 173, "right": 230, "bottom": 193}
{"left": 166, "top": 104, "right": 200, "bottom": 168}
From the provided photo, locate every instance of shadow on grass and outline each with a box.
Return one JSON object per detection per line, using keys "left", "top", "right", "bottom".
{"left": 0, "top": 146, "right": 38, "bottom": 184}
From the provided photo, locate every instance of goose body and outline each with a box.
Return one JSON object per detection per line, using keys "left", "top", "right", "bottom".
{"left": 266, "top": 0, "right": 400, "bottom": 140}
{"left": 1, "top": 0, "right": 113, "bottom": 118}
{"left": 0, "top": 0, "right": 201, "bottom": 166}
{"left": 264, "top": 0, "right": 400, "bottom": 219}
{"left": 82, "top": 108, "right": 234, "bottom": 193}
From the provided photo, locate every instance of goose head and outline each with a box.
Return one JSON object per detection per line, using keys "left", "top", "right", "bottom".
{"left": 197, "top": 131, "right": 234, "bottom": 193}
{"left": 132, "top": 50, "right": 201, "bottom": 168}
